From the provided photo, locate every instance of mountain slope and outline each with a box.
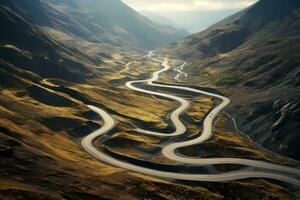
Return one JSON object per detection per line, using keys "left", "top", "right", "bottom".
{"left": 168, "top": 0, "right": 300, "bottom": 160}
{"left": 0, "top": 0, "right": 188, "bottom": 83}
{"left": 0, "top": 0, "right": 96, "bottom": 84}
{"left": 41, "top": 0, "right": 188, "bottom": 49}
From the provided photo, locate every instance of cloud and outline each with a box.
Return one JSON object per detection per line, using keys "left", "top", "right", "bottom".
{"left": 193, "top": 0, "right": 256, "bottom": 11}
{"left": 122, "top": 0, "right": 257, "bottom": 12}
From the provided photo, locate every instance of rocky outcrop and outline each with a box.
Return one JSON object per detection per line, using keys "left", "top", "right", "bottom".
{"left": 235, "top": 98, "right": 300, "bottom": 160}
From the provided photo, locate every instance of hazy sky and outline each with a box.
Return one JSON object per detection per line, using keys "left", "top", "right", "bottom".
{"left": 122, "top": 0, "right": 257, "bottom": 12}
{"left": 122, "top": 0, "right": 258, "bottom": 32}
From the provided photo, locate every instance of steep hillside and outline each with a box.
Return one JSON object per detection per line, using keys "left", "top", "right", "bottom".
{"left": 0, "top": 0, "right": 96, "bottom": 83}
{"left": 40, "top": 0, "right": 188, "bottom": 49}
{"left": 1, "top": 0, "right": 188, "bottom": 83}
{"left": 168, "top": 0, "right": 300, "bottom": 160}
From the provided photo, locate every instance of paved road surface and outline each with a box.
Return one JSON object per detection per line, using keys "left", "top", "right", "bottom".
{"left": 82, "top": 52, "right": 300, "bottom": 187}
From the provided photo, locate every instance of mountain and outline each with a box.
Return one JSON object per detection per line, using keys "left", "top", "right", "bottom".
{"left": 40, "top": 0, "right": 188, "bottom": 49}
{"left": 0, "top": 0, "right": 189, "bottom": 87}
{"left": 140, "top": 10, "right": 184, "bottom": 30}
{"left": 0, "top": 0, "right": 96, "bottom": 84}
{"left": 155, "top": 9, "right": 243, "bottom": 33}
{"left": 168, "top": 0, "right": 300, "bottom": 160}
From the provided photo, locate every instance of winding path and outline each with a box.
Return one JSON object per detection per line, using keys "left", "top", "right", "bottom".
{"left": 82, "top": 52, "right": 300, "bottom": 187}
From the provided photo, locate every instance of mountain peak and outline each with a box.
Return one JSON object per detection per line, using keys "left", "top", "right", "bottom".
{"left": 224, "top": 0, "right": 300, "bottom": 32}
{"left": 258, "top": 0, "right": 300, "bottom": 6}
{"left": 245, "top": 0, "right": 300, "bottom": 20}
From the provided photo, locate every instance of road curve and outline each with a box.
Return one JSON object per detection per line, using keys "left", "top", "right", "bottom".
{"left": 128, "top": 54, "right": 300, "bottom": 176}
{"left": 82, "top": 53, "right": 300, "bottom": 187}
{"left": 81, "top": 106, "right": 300, "bottom": 187}
{"left": 125, "top": 59, "right": 188, "bottom": 136}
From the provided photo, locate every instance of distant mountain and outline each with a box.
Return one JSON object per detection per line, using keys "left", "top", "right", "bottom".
{"left": 156, "top": 10, "right": 242, "bottom": 33}
{"left": 169, "top": 0, "right": 300, "bottom": 160}
{"left": 41, "top": 0, "right": 188, "bottom": 49}
{"left": 140, "top": 10, "right": 183, "bottom": 30}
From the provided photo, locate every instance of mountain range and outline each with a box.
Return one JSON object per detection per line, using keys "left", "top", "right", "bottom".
{"left": 42, "top": 0, "right": 189, "bottom": 49}
{"left": 140, "top": 10, "right": 183, "bottom": 30}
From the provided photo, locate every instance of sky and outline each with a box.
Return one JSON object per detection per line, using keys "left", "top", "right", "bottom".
{"left": 122, "top": 0, "right": 258, "bottom": 32}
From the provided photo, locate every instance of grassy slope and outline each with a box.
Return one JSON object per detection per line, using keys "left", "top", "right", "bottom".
{"left": 96, "top": 57, "right": 296, "bottom": 199}
{"left": 165, "top": 0, "right": 300, "bottom": 160}
{"left": 0, "top": 46, "right": 295, "bottom": 199}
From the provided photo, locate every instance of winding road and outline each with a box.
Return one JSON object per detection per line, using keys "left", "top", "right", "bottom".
{"left": 82, "top": 52, "right": 300, "bottom": 187}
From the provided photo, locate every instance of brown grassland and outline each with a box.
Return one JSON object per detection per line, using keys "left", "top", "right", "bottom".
{"left": 0, "top": 53, "right": 296, "bottom": 200}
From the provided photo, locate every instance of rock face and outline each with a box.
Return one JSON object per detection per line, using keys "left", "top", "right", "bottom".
{"left": 234, "top": 98, "right": 300, "bottom": 160}
{"left": 169, "top": 0, "right": 300, "bottom": 160}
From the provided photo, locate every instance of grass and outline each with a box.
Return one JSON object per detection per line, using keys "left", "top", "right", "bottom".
{"left": 209, "top": 72, "right": 243, "bottom": 85}
{"left": 0, "top": 49, "right": 296, "bottom": 200}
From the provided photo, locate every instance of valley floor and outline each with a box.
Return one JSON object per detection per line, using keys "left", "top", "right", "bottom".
{"left": 0, "top": 51, "right": 298, "bottom": 200}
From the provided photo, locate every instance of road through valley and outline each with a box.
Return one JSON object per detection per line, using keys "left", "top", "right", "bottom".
{"left": 82, "top": 52, "right": 300, "bottom": 187}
